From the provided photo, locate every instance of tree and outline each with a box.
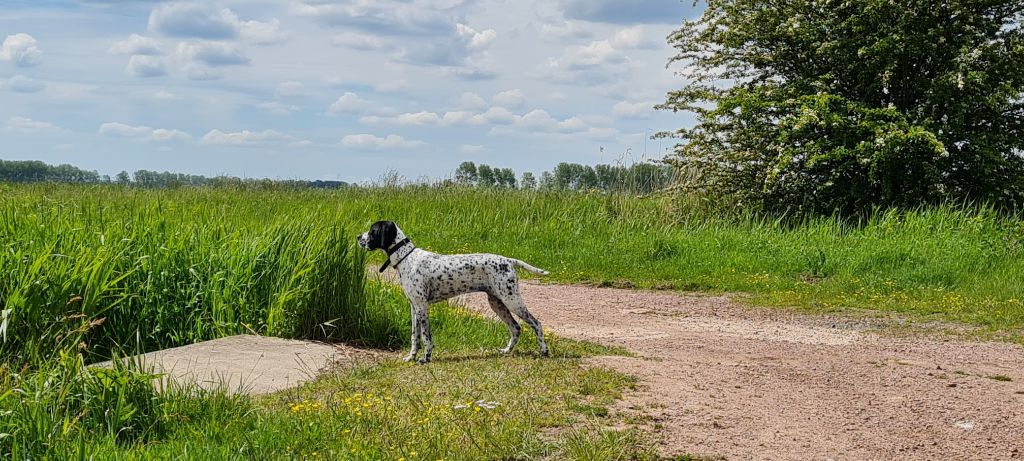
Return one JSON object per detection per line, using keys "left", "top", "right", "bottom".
{"left": 495, "top": 168, "right": 517, "bottom": 188}
{"left": 521, "top": 172, "right": 537, "bottom": 190}
{"left": 659, "top": 0, "right": 1024, "bottom": 214}
{"left": 477, "top": 164, "right": 496, "bottom": 187}
{"left": 115, "top": 171, "right": 131, "bottom": 185}
{"left": 454, "top": 161, "right": 478, "bottom": 185}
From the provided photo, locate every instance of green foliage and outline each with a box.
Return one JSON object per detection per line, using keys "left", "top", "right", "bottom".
{"left": 660, "top": 0, "right": 1024, "bottom": 214}
{"left": 0, "top": 187, "right": 372, "bottom": 367}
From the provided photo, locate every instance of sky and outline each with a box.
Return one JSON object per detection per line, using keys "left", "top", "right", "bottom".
{"left": 0, "top": 0, "right": 703, "bottom": 183}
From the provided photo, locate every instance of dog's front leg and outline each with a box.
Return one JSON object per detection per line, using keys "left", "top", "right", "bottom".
{"left": 404, "top": 302, "right": 420, "bottom": 362}
{"left": 415, "top": 304, "right": 433, "bottom": 364}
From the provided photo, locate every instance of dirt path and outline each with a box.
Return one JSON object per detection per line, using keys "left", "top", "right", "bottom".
{"left": 455, "top": 282, "right": 1024, "bottom": 460}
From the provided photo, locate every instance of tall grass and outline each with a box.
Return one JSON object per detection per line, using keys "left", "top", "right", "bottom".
{"left": 0, "top": 185, "right": 374, "bottom": 366}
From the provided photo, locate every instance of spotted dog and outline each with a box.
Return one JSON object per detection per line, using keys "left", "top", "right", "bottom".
{"left": 357, "top": 220, "right": 550, "bottom": 364}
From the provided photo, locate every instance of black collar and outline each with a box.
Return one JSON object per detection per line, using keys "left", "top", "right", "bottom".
{"left": 378, "top": 238, "right": 413, "bottom": 273}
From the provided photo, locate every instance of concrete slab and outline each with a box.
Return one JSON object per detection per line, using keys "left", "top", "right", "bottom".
{"left": 104, "top": 335, "right": 373, "bottom": 395}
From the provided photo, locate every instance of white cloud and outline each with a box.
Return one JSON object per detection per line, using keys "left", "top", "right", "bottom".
{"left": 460, "top": 144, "right": 484, "bottom": 154}
{"left": 540, "top": 21, "right": 594, "bottom": 42}
{"left": 99, "top": 122, "right": 191, "bottom": 142}
{"left": 152, "top": 90, "right": 177, "bottom": 100}
{"left": 257, "top": 101, "right": 300, "bottom": 115}
{"left": 6, "top": 116, "right": 62, "bottom": 133}
{"left": 456, "top": 92, "right": 488, "bottom": 110}
{"left": 609, "top": 26, "right": 660, "bottom": 50}
{"left": 332, "top": 32, "right": 391, "bottom": 51}
{"left": 126, "top": 55, "right": 167, "bottom": 77}
{"left": 176, "top": 42, "right": 250, "bottom": 67}
{"left": 492, "top": 89, "right": 526, "bottom": 109}
{"left": 108, "top": 34, "right": 164, "bottom": 55}
{"left": 201, "top": 129, "right": 310, "bottom": 147}
{"left": 185, "top": 65, "right": 222, "bottom": 81}
{"left": 239, "top": 18, "right": 288, "bottom": 45}
{"left": 148, "top": 3, "right": 287, "bottom": 44}
{"left": 340, "top": 133, "right": 425, "bottom": 150}
{"left": 456, "top": 23, "right": 496, "bottom": 49}
{"left": 612, "top": 100, "right": 657, "bottom": 119}
{"left": 275, "top": 81, "right": 303, "bottom": 98}
{"left": 328, "top": 92, "right": 371, "bottom": 114}
{"left": 1, "top": 74, "right": 46, "bottom": 93}
{"left": 517, "top": 109, "right": 588, "bottom": 133}
{"left": 1, "top": 33, "right": 42, "bottom": 67}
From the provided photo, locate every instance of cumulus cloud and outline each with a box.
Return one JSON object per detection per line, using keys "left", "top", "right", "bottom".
{"left": 340, "top": 134, "right": 425, "bottom": 150}
{"left": 609, "top": 26, "right": 660, "bottom": 50}
{"left": 275, "top": 81, "right": 303, "bottom": 98}
{"left": 399, "top": 22, "right": 497, "bottom": 67}
{"left": 256, "top": 101, "right": 300, "bottom": 115}
{"left": 540, "top": 21, "right": 594, "bottom": 42}
{"left": 152, "top": 89, "right": 177, "bottom": 100}
{"left": 612, "top": 100, "right": 657, "bottom": 119}
{"left": 176, "top": 42, "right": 250, "bottom": 67}
{"left": 1, "top": 33, "right": 42, "bottom": 67}
{"left": 6, "top": 116, "right": 62, "bottom": 133}
{"left": 108, "top": 34, "right": 164, "bottom": 55}
{"left": 558, "top": 0, "right": 693, "bottom": 24}
{"left": 492, "top": 89, "right": 526, "bottom": 109}
{"left": 1, "top": 75, "right": 46, "bottom": 93}
{"left": 148, "top": 3, "right": 287, "bottom": 44}
{"left": 328, "top": 92, "right": 372, "bottom": 114}
{"left": 331, "top": 32, "right": 392, "bottom": 51}
{"left": 456, "top": 92, "right": 488, "bottom": 110}
{"left": 290, "top": 1, "right": 457, "bottom": 36}
{"left": 99, "top": 122, "right": 191, "bottom": 142}
{"left": 201, "top": 129, "right": 311, "bottom": 147}
{"left": 185, "top": 65, "right": 222, "bottom": 81}
{"left": 127, "top": 55, "right": 167, "bottom": 77}
{"left": 543, "top": 26, "right": 659, "bottom": 85}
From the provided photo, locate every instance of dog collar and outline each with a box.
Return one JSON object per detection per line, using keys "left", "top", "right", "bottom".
{"left": 379, "top": 238, "right": 414, "bottom": 273}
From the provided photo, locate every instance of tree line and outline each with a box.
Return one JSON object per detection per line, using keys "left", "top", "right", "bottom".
{"left": 0, "top": 159, "right": 349, "bottom": 189}
{"left": 452, "top": 161, "right": 675, "bottom": 194}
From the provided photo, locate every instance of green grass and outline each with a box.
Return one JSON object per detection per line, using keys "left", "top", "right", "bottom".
{"left": 6, "top": 183, "right": 1024, "bottom": 339}
{"left": 4, "top": 182, "right": 1024, "bottom": 459}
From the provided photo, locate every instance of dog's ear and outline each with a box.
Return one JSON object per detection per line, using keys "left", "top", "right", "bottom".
{"left": 367, "top": 220, "right": 398, "bottom": 250}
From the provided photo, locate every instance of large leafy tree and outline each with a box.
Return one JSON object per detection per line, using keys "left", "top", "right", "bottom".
{"left": 659, "top": 0, "right": 1024, "bottom": 214}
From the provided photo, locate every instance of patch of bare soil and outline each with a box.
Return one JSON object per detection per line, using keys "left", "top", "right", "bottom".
{"left": 455, "top": 283, "right": 1024, "bottom": 460}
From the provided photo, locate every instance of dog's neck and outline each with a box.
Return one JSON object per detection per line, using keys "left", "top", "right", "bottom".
{"left": 379, "top": 236, "right": 416, "bottom": 273}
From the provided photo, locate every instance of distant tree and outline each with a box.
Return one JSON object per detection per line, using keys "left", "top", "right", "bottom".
{"left": 454, "top": 161, "right": 478, "bottom": 185}
{"left": 520, "top": 172, "right": 537, "bottom": 190}
{"left": 477, "top": 164, "right": 496, "bottom": 188}
{"left": 495, "top": 168, "right": 517, "bottom": 188}
{"left": 539, "top": 171, "right": 554, "bottom": 190}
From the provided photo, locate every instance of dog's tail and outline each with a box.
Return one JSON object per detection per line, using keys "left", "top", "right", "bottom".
{"left": 511, "top": 258, "right": 550, "bottom": 276}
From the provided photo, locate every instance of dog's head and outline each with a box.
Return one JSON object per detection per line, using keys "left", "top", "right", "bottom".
{"left": 357, "top": 220, "right": 405, "bottom": 251}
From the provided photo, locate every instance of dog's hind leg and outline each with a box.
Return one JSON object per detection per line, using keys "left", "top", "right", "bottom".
{"left": 499, "top": 293, "right": 549, "bottom": 357}
{"left": 487, "top": 294, "right": 521, "bottom": 354}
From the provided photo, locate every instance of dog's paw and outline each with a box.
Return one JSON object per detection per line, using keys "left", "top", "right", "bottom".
{"left": 403, "top": 354, "right": 416, "bottom": 362}
{"left": 417, "top": 358, "right": 430, "bottom": 365}
{"left": 540, "top": 349, "right": 550, "bottom": 357}
{"left": 498, "top": 347, "right": 513, "bottom": 354}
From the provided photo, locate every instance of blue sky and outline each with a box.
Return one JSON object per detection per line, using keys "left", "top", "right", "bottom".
{"left": 0, "top": 0, "right": 702, "bottom": 183}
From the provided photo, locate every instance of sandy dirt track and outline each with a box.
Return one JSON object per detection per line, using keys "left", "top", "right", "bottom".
{"left": 455, "top": 283, "right": 1024, "bottom": 460}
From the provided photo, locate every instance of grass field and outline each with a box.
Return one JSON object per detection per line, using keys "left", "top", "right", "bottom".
{"left": 2, "top": 183, "right": 1024, "bottom": 459}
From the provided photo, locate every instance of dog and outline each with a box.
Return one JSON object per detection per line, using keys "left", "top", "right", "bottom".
{"left": 357, "top": 220, "right": 550, "bottom": 364}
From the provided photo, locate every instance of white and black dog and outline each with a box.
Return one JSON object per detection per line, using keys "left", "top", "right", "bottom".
{"left": 357, "top": 220, "right": 550, "bottom": 364}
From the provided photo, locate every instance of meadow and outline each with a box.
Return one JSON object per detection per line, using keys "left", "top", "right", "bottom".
{"left": 2, "top": 183, "right": 1023, "bottom": 459}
